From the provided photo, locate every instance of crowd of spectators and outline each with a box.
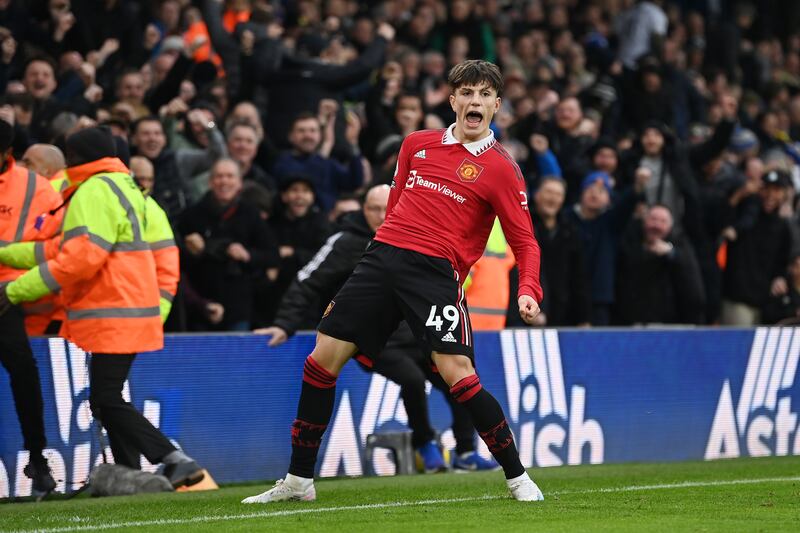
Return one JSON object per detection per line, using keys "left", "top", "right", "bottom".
{"left": 3, "top": 0, "right": 800, "bottom": 330}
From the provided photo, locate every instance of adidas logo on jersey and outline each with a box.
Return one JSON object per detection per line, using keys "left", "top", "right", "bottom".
{"left": 414, "top": 150, "right": 426, "bottom": 159}
{"left": 441, "top": 331, "right": 457, "bottom": 343}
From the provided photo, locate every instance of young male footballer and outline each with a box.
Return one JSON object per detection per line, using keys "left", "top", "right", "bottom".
{"left": 244, "top": 60, "right": 545, "bottom": 503}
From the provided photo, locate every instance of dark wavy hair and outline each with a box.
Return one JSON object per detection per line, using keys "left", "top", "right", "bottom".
{"left": 447, "top": 60, "right": 503, "bottom": 97}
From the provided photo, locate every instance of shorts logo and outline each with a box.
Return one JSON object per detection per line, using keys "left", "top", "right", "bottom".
{"left": 323, "top": 301, "right": 335, "bottom": 318}
{"left": 441, "top": 332, "right": 457, "bottom": 343}
{"left": 456, "top": 159, "right": 483, "bottom": 183}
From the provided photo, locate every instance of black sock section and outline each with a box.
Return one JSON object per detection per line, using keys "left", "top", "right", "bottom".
{"left": 288, "top": 356, "right": 337, "bottom": 478}
{"left": 450, "top": 375, "right": 525, "bottom": 479}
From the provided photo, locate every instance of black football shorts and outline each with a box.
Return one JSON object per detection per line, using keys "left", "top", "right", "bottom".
{"left": 318, "top": 241, "right": 474, "bottom": 362}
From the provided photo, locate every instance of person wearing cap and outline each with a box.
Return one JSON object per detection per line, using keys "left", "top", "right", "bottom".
{"left": 721, "top": 169, "right": 795, "bottom": 325}
{"left": 0, "top": 117, "right": 61, "bottom": 495}
{"left": 567, "top": 170, "right": 648, "bottom": 325}
{"left": 177, "top": 158, "right": 279, "bottom": 331}
{"left": 0, "top": 126, "right": 205, "bottom": 488}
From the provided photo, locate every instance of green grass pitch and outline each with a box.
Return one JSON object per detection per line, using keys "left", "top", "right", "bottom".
{"left": 2, "top": 456, "right": 799, "bottom": 532}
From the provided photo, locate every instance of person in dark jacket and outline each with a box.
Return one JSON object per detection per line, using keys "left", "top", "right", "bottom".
{"left": 532, "top": 176, "right": 591, "bottom": 326}
{"left": 253, "top": 22, "right": 395, "bottom": 152}
{"left": 721, "top": 170, "right": 795, "bottom": 325}
{"left": 131, "top": 115, "right": 226, "bottom": 221}
{"left": 522, "top": 97, "right": 595, "bottom": 205}
{"left": 615, "top": 204, "right": 706, "bottom": 325}
{"left": 255, "top": 185, "right": 499, "bottom": 473}
{"left": 178, "top": 158, "right": 278, "bottom": 331}
{"left": 568, "top": 171, "right": 646, "bottom": 325}
{"left": 258, "top": 174, "right": 332, "bottom": 326}
{"left": 271, "top": 113, "right": 364, "bottom": 214}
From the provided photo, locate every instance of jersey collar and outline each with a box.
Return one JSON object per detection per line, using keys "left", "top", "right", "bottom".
{"left": 442, "top": 123, "right": 496, "bottom": 157}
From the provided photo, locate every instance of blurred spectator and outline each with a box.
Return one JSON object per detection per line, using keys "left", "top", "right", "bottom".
{"left": 568, "top": 171, "right": 647, "bottom": 325}
{"left": 615, "top": 0, "right": 668, "bottom": 69}
{"left": 177, "top": 158, "right": 278, "bottom": 331}
{"left": 529, "top": 97, "right": 595, "bottom": 205}
{"left": 258, "top": 174, "right": 332, "bottom": 326}
{"left": 23, "top": 57, "right": 96, "bottom": 142}
{"left": 129, "top": 154, "right": 154, "bottom": 194}
{"left": 615, "top": 205, "right": 706, "bottom": 325}
{"left": 431, "top": 0, "right": 496, "bottom": 63}
{"left": 721, "top": 170, "right": 795, "bottom": 325}
{"left": 130, "top": 112, "right": 226, "bottom": 220}
{"left": 531, "top": 176, "right": 591, "bottom": 327}
{"left": 226, "top": 121, "right": 275, "bottom": 192}
{"left": 18, "top": 142, "right": 64, "bottom": 178}
{"left": 763, "top": 253, "right": 800, "bottom": 325}
{"left": 271, "top": 112, "right": 364, "bottom": 213}
{"left": 253, "top": 21, "right": 395, "bottom": 151}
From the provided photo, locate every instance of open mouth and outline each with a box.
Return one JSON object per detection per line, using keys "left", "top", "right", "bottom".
{"left": 465, "top": 111, "right": 483, "bottom": 127}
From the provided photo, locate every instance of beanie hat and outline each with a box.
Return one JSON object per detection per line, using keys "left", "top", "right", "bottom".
{"left": 581, "top": 171, "right": 612, "bottom": 193}
{"left": 113, "top": 135, "right": 131, "bottom": 167}
{"left": 729, "top": 128, "right": 759, "bottom": 154}
{"left": 65, "top": 127, "right": 116, "bottom": 167}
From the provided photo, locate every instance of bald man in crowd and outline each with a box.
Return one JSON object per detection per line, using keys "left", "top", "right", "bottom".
{"left": 130, "top": 155, "right": 155, "bottom": 194}
{"left": 19, "top": 144, "right": 66, "bottom": 179}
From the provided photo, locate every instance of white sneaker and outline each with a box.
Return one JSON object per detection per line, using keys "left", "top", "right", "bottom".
{"left": 507, "top": 473, "right": 544, "bottom": 502}
{"left": 241, "top": 478, "right": 316, "bottom": 503}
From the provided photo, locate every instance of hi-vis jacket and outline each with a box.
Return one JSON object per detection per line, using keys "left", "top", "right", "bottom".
{"left": 0, "top": 157, "right": 63, "bottom": 283}
{"left": 464, "top": 218, "right": 516, "bottom": 331}
{"left": 0, "top": 160, "right": 180, "bottom": 330}
{"left": 4, "top": 158, "right": 169, "bottom": 353}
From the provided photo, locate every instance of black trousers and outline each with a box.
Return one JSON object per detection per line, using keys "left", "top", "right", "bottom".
{"left": 370, "top": 323, "right": 475, "bottom": 454}
{"left": 0, "top": 305, "right": 46, "bottom": 455}
{"left": 89, "top": 354, "right": 176, "bottom": 468}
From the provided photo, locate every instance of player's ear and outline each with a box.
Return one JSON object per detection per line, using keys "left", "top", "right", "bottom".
{"left": 494, "top": 97, "right": 501, "bottom": 113}
{"left": 449, "top": 93, "right": 456, "bottom": 111}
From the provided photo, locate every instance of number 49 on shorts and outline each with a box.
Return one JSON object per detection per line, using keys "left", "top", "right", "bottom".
{"left": 426, "top": 305, "right": 460, "bottom": 332}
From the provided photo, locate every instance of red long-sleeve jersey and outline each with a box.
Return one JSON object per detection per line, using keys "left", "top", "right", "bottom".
{"left": 375, "top": 125, "right": 543, "bottom": 303}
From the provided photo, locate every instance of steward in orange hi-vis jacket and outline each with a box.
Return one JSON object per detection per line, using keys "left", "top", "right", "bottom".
{"left": 0, "top": 119, "right": 58, "bottom": 494}
{"left": 0, "top": 127, "right": 204, "bottom": 488}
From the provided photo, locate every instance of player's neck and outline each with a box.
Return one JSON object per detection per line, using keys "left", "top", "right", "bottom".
{"left": 452, "top": 124, "right": 491, "bottom": 145}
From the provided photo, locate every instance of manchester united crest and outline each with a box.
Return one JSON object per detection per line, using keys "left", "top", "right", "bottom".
{"left": 456, "top": 159, "right": 484, "bottom": 183}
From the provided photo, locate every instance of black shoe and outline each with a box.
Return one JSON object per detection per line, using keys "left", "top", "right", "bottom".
{"left": 24, "top": 458, "right": 56, "bottom": 495}
{"left": 163, "top": 461, "right": 204, "bottom": 488}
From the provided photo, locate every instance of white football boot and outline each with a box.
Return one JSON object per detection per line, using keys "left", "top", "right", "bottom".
{"left": 242, "top": 474, "right": 316, "bottom": 503}
{"left": 507, "top": 472, "right": 545, "bottom": 502}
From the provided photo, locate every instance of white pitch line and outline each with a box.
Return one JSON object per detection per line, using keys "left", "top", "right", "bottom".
{"left": 13, "top": 476, "right": 800, "bottom": 533}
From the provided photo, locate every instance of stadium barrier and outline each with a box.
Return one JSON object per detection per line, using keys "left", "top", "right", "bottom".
{"left": 1, "top": 328, "right": 798, "bottom": 496}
